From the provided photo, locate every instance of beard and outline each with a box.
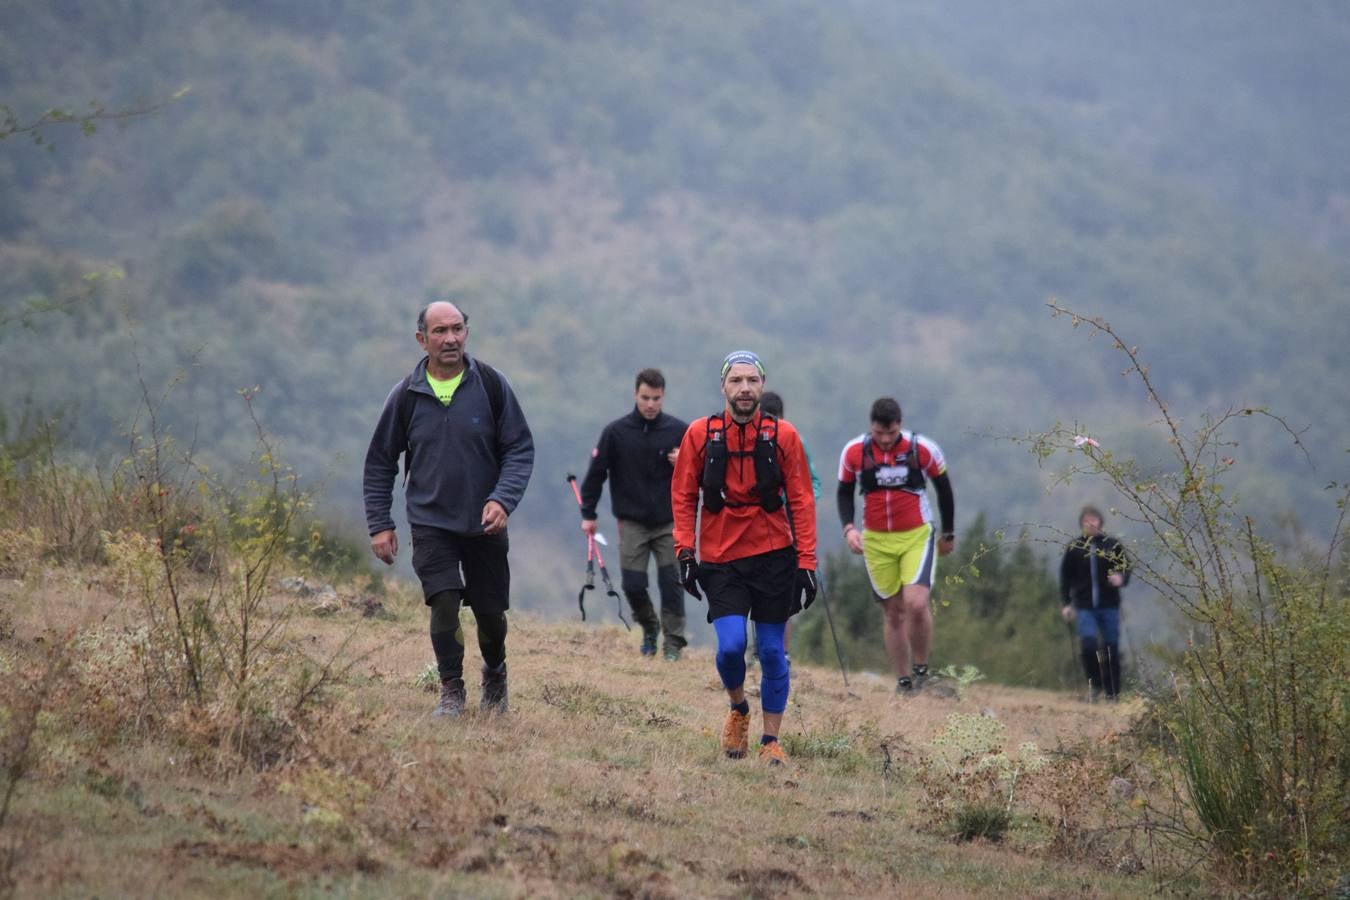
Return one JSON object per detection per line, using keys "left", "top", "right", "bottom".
{"left": 729, "top": 395, "right": 759, "bottom": 417}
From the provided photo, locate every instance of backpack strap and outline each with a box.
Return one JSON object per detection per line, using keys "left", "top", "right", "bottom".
{"left": 859, "top": 434, "right": 877, "bottom": 494}
{"left": 474, "top": 359, "right": 506, "bottom": 426}
{"left": 396, "top": 374, "right": 417, "bottom": 444}
{"left": 751, "top": 413, "right": 784, "bottom": 513}
{"left": 902, "top": 432, "right": 925, "bottom": 490}
{"left": 700, "top": 413, "right": 729, "bottom": 513}
{"left": 395, "top": 374, "right": 417, "bottom": 482}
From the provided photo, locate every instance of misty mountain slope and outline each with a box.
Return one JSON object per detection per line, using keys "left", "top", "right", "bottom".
{"left": 850, "top": 0, "right": 1350, "bottom": 258}
{"left": 2, "top": 0, "right": 1346, "bottom": 588}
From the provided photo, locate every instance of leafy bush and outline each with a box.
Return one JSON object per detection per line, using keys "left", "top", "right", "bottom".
{"left": 0, "top": 420, "right": 108, "bottom": 565}
{"left": 934, "top": 664, "right": 986, "bottom": 700}
{"left": 914, "top": 712, "right": 1048, "bottom": 844}
{"left": 951, "top": 801, "right": 1011, "bottom": 843}
{"left": 414, "top": 663, "right": 439, "bottom": 693}
{"left": 0, "top": 527, "right": 44, "bottom": 580}
{"left": 2, "top": 371, "right": 368, "bottom": 773}
{"left": 1039, "top": 303, "right": 1350, "bottom": 894}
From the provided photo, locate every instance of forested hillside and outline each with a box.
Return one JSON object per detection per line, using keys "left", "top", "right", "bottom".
{"left": 851, "top": 0, "right": 1350, "bottom": 258}
{"left": 3, "top": 0, "right": 1347, "bottom": 622}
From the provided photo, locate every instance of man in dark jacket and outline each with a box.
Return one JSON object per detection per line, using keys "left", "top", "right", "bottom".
{"left": 579, "top": 368, "right": 689, "bottom": 659}
{"left": 1059, "top": 505, "right": 1131, "bottom": 701}
{"left": 364, "top": 301, "right": 534, "bottom": 718}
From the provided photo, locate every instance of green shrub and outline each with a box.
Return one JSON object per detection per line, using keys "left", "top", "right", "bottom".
{"left": 915, "top": 712, "right": 1049, "bottom": 844}
{"left": 1040, "top": 304, "right": 1350, "bottom": 894}
{"left": 780, "top": 727, "right": 867, "bottom": 774}
{"left": 952, "top": 801, "right": 1011, "bottom": 843}
{"left": 414, "top": 663, "right": 439, "bottom": 693}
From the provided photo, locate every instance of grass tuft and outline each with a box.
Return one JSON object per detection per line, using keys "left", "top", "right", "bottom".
{"left": 951, "top": 801, "right": 1011, "bottom": 843}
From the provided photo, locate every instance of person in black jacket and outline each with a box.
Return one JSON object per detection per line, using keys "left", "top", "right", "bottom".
{"left": 1059, "top": 505, "right": 1131, "bottom": 701}
{"left": 364, "top": 301, "right": 534, "bottom": 718}
{"left": 579, "top": 369, "right": 689, "bottom": 659}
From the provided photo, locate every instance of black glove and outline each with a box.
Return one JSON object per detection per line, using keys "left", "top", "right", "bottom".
{"left": 678, "top": 550, "right": 702, "bottom": 600}
{"left": 795, "top": 567, "right": 818, "bottom": 609}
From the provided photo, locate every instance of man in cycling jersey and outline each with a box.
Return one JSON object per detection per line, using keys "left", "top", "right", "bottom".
{"left": 837, "top": 397, "right": 955, "bottom": 694}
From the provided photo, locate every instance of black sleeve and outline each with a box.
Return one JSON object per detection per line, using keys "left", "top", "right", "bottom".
{"left": 578, "top": 425, "right": 611, "bottom": 520}
{"left": 665, "top": 416, "right": 689, "bottom": 451}
{"left": 836, "top": 480, "right": 856, "bottom": 532}
{"left": 932, "top": 471, "right": 954, "bottom": 535}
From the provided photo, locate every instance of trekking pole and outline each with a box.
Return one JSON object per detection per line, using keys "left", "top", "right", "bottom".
{"left": 589, "top": 530, "right": 630, "bottom": 631}
{"left": 566, "top": 474, "right": 630, "bottom": 631}
{"left": 567, "top": 474, "right": 595, "bottom": 621}
{"left": 577, "top": 534, "right": 595, "bottom": 621}
{"left": 1064, "top": 620, "right": 1080, "bottom": 692}
{"left": 815, "top": 566, "right": 859, "bottom": 699}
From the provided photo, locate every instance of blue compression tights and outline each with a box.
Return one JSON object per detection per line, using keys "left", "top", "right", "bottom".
{"left": 713, "top": 616, "right": 790, "bottom": 714}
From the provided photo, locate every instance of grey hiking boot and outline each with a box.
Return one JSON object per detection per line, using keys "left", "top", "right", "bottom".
{"left": 663, "top": 645, "right": 681, "bottom": 662}
{"left": 481, "top": 662, "right": 508, "bottom": 714}
{"left": 433, "top": 678, "right": 466, "bottom": 718}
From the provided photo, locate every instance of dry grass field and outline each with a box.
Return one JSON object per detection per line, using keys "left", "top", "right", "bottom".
{"left": 0, "top": 568, "right": 1165, "bottom": 899}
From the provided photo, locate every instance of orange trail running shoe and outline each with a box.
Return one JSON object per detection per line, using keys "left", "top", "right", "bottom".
{"left": 721, "top": 707, "right": 750, "bottom": 759}
{"left": 757, "top": 740, "right": 788, "bottom": 767}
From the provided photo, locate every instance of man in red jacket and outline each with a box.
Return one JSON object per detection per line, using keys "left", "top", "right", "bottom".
{"left": 671, "top": 351, "right": 817, "bottom": 767}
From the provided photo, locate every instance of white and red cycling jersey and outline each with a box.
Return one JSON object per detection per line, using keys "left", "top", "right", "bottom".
{"left": 837, "top": 431, "right": 946, "bottom": 533}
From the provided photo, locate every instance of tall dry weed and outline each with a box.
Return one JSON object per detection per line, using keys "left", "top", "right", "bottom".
{"left": 0, "top": 630, "right": 74, "bottom": 895}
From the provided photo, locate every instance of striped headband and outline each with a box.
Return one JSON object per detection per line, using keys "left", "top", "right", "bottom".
{"left": 720, "top": 350, "right": 765, "bottom": 380}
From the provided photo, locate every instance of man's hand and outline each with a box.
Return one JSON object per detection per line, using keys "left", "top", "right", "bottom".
{"left": 666, "top": 447, "right": 679, "bottom": 466}
{"left": 481, "top": 500, "right": 508, "bottom": 535}
{"left": 581, "top": 518, "right": 598, "bottom": 536}
{"left": 795, "top": 568, "right": 818, "bottom": 609}
{"left": 938, "top": 533, "right": 956, "bottom": 557}
{"left": 844, "top": 525, "right": 864, "bottom": 555}
{"left": 677, "top": 550, "right": 702, "bottom": 600}
{"left": 1107, "top": 572, "right": 1124, "bottom": 588}
{"left": 371, "top": 529, "right": 398, "bottom": 565}
{"left": 1061, "top": 604, "right": 1076, "bottom": 624}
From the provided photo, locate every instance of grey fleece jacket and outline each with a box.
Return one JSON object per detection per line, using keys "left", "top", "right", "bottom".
{"left": 363, "top": 356, "right": 534, "bottom": 537}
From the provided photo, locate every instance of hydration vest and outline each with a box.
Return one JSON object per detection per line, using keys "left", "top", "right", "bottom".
{"left": 700, "top": 413, "right": 784, "bottom": 513}
{"left": 859, "top": 433, "right": 926, "bottom": 494}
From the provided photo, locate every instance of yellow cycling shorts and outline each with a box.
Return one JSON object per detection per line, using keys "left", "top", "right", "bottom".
{"left": 862, "top": 523, "right": 936, "bottom": 599}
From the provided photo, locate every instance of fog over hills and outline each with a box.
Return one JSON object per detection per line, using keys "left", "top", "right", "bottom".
{"left": 3, "top": 1, "right": 1346, "bottom": 622}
